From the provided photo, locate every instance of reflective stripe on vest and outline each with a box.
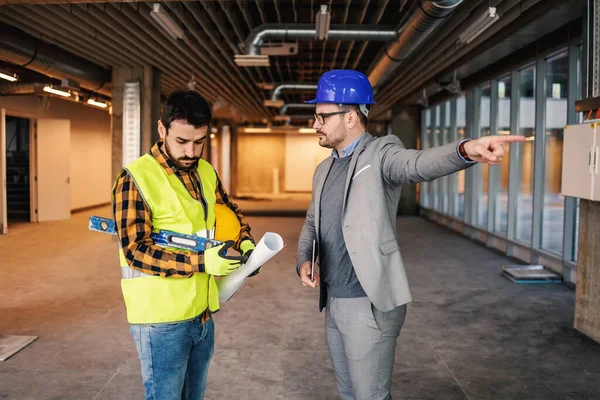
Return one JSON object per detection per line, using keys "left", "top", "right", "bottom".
{"left": 116, "top": 154, "right": 220, "bottom": 324}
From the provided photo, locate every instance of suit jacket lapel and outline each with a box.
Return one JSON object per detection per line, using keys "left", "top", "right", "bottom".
{"left": 314, "top": 157, "right": 334, "bottom": 238}
{"left": 342, "top": 133, "right": 372, "bottom": 213}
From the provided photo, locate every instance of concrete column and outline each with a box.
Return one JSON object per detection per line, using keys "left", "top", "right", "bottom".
{"left": 230, "top": 123, "right": 238, "bottom": 196}
{"left": 220, "top": 125, "right": 231, "bottom": 193}
{"left": 111, "top": 66, "right": 161, "bottom": 180}
{"left": 390, "top": 104, "right": 420, "bottom": 215}
{"left": 574, "top": 0, "right": 600, "bottom": 343}
{"left": 143, "top": 65, "right": 162, "bottom": 150}
{"left": 574, "top": 200, "right": 600, "bottom": 342}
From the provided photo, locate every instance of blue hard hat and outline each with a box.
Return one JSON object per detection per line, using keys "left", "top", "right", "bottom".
{"left": 305, "top": 70, "right": 376, "bottom": 105}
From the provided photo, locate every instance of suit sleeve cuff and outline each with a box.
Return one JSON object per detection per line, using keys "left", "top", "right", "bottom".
{"left": 457, "top": 139, "right": 477, "bottom": 164}
{"left": 296, "top": 262, "right": 306, "bottom": 277}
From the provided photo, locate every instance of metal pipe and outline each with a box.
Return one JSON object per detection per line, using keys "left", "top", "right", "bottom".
{"left": 367, "top": 0, "right": 463, "bottom": 88}
{"left": 199, "top": 1, "right": 270, "bottom": 116}
{"left": 0, "top": 83, "right": 37, "bottom": 95}
{"left": 184, "top": 1, "right": 269, "bottom": 119}
{"left": 0, "top": 12, "right": 108, "bottom": 73}
{"left": 15, "top": 4, "right": 176, "bottom": 98}
{"left": 0, "top": 0, "right": 196, "bottom": 3}
{"left": 374, "top": 0, "right": 512, "bottom": 112}
{"left": 349, "top": 0, "right": 389, "bottom": 71}
{"left": 8, "top": 5, "right": 123, "bottom": 97}
{"left": 280, "top": 103, "right": 315, "bottom": 115}
{"left": 246, "top": 24, "right": 398, "bottom": 56}
{"left": 374, "top": 0, "right": 541, "bottom": 114}
{"left": 272, "top": 83, "right": 317, "bottom": 101}
{"left": 3, "top": 6, "right": 171, "bottom": 98}
{"left": 0, "top": 23, "right": 111, "bottom": 94}
{"left": 288, "top": 115, "right": 315, "bottom": 120}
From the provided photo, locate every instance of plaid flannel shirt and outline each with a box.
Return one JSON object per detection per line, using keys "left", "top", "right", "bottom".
{"left": 112, "top": 142, "right": 254, "bottom": 279}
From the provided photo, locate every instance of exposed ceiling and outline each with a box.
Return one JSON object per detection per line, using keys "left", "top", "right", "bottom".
{"left": 0, "top": 0, "right": 586, "bottom": 123}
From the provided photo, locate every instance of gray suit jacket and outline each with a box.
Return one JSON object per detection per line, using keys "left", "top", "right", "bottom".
{"left": 296, "top": 132, "right": 472, "bottom": 312}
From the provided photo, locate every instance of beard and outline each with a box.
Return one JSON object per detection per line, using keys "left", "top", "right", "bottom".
{"left": 164, "top": 139, "right": 200, "bottom": 170}
{"left": 317, "top": 128, "right": 345, "bottom": 149}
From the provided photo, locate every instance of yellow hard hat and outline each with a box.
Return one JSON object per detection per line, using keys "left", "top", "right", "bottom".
{"left": 214, "top": 203, "right": 241, "bottom": 243}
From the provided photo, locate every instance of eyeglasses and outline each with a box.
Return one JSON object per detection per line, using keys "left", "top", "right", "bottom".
{"left": 313, "top": 110, "right": 350, "bottom": 125}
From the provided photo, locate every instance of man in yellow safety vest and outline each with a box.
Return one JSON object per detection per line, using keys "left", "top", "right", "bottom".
{"left": 112, "top": 90, "right": 257, "bottom": 400}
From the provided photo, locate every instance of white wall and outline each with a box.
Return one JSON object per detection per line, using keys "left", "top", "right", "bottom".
{"left": 0, "top": 95, "right": 112, "bottom": 211}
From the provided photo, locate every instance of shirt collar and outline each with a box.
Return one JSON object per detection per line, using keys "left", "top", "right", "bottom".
{"left": 150, "top": 141, "right": 185, "bottom": 175}
{"left": 332, "top": 132, "right": 367, "bottom": 159}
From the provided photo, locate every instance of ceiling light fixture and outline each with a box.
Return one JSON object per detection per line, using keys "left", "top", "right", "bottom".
{"left": 256, "top": 82, "right": 275, "bottom": 90}
{"left": 458, "top": 7, "right": 499, "bottom": 44}
{"left": 87, "top": 98, "right": 108, "bottom": 108}
{"left": 43, "top": 86, "right": 71, "bottom": 97}
{"left": 0, "top": 72, "right": 18, "bottom": 82}
{"left": 234, "top": 54, "right": 270, "bottom": 67}
{"left": 315, "top": 4, "right": 331, "bottom": 40}
{"left": 150, "top": 3, "right": 185, "bottom": 40}
{"left": 243, "top": 127, "right": 272, "bottom": 133}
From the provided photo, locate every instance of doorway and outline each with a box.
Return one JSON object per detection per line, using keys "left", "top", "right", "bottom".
{"left": 5, "top": 116, "right": 31, "bottom": 222}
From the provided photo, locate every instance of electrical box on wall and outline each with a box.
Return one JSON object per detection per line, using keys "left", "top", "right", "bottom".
{"left": 561, "top": 122, "right": 600, "bottom": 201}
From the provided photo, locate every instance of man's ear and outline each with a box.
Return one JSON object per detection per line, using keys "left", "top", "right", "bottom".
{"left": 158, "top": 120, "right": 166, "bottom": 139}
{"left": 346, "top": 110, "right": 358, "bottom": 129}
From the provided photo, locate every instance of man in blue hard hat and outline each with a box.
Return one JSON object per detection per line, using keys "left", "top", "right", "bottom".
{"left": 295, "top": 70, "right": 524, "bottom": 399}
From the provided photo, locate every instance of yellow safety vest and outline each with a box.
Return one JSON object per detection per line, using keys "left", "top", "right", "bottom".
{"left": 117, "top": 154, "right": 220, "bottom": 324}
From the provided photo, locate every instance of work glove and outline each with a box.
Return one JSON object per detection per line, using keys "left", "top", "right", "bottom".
{"left": 204, "top": 240, "right": 247, "bottom": 276}
{"left": 240, "top": 240, "right": 261, "bottom": 277}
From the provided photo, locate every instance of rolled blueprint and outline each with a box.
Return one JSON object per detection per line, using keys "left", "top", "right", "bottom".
{"left": 216, "top": 232, "right": 284, "bottom": 302}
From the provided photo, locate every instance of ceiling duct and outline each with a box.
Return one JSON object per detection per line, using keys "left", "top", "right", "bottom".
{"left": 265, "top": 83, "right": 318, "bottom": 107}
{"left": 240, "top": 1, "right": 462, "bottom": 89}
{"left": 0, "top": 82, "right": 111, "bottom": 111}
{"left": 0, "top": 82, "right": 38, "bottom": 95}
{"left": 243, "top": 23, "right": 398, "bottom": 56}
{"left": 0, "top": 24, "right": 112, "bottom": 97}
{"left": 368, "top": 0, "right": 463, "bottom": 88}
{"left": 280, "top": 103, "right": 315, "bottom": 116}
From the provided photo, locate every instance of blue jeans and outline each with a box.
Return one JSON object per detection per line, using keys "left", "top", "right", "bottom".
{"left": 130, "top": 316, "right": 215, "bottom": 400}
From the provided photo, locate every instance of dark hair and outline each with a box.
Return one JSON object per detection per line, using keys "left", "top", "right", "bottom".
{"left": 340, "top": 104, "right": 368, "bottom": 128}
{"left": 160, "top": 90, "right": 212, "bottom": 131}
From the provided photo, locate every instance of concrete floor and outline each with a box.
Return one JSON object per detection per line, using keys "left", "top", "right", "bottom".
{"left": 1, "top": 206, "right": 600, "bottom": 400}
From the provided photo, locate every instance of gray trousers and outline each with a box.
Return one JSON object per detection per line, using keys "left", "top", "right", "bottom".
{"left": 325, "top": 296, "right": 407, "bottom": 400}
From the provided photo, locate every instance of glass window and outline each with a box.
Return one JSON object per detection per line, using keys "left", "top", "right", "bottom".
{"left": 574, "top": 199, "right": 580, "bottom": 260}
{"left": 578, "top": 44, "right": 583, "bottom": 124}
{"left": 516, "top": 66, "right": 536, "bottom": 244}
{"left": 454, "top": 95, "right": 467, "bottom": 218}
{"left": 431, "top": 106, "right": 441, "bottom": 210}
{"left": 493, "top": 76, "right": 511, "bottom": 235}
{"left": 573, "top": 45, "right": 583, "bottom": 261}
{"left": 441, "top": 101, "right": 451, "bottom": 214}
{"left": 475, "top": 84, "right": 491, "bottom": 228}
{"left": 541, "top": 52, "right": 568, "bottom": 255}
{"left": 421, "top": 109, "right": 432, "bottom": 208}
